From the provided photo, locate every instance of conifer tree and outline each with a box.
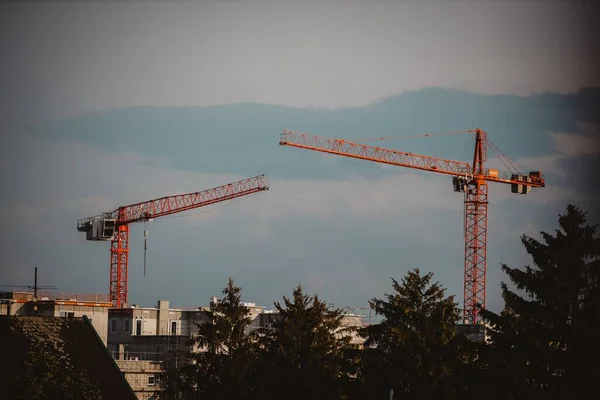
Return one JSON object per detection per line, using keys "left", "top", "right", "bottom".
{"left": 358, "top": 268, "right": 471, "bottom": 399}
{"left": 254, "top": 285, "right": 356, "bottom": 399}
{"left": 480, "top": 204, "right": 600, "bottom": 397}
{"left": 179, "top": 278, "right": 256, "bottom": 398}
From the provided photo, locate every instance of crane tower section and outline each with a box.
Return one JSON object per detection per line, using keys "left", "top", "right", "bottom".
{"left": 279, "top": 129, "right": 544, "bottom": 324}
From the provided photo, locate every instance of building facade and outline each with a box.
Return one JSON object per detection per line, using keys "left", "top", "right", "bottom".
{"left": 0, "top": 291, "right": 111, "bottom": 345}
{"left": 106, "top": 297, "right": 366, "bottom": 398}
{"left": 114, "top": 359, "right": 163, "bottom": 400}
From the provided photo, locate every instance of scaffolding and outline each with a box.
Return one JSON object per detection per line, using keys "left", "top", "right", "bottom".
{"left": 115, "top": 359, "right": 163, "bottom": 400}
{"left": 340, "top": 306, "right": 384, "bottom": 326}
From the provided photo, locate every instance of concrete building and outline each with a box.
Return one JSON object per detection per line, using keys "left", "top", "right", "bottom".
{"left": 107, "top": 298, "right": 272, "bottom": 361}
{"left": 107, "top": 297, "right": 367, "bottom": 397}
{"left": 338, "top": 313, "right": 366, "bottom": 346}
{"left": 107, "top": 300, "right": 211, "bottom": 361}
{"left": 107, "top": 299, "right": 215, "bottom": 398}
{"left": 0, "top": 291, "right": 112, "bottom": 345}
{"left": 115, "top": 359, "right": 163, "bottom": 400}
{"left": 107, "top": 299, "right": 366, "bottom": 357}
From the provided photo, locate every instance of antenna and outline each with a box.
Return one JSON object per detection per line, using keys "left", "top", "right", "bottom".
{"left": 2, "top": 266, "right": 58, "bottom": 300}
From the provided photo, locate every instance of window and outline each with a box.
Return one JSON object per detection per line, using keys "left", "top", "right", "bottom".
{"left": 147, "top": 375, "right": 157, "bottom": 386}
{"left": 124, "top": 319, "right": 130, "bottom": 333}
{"left": 171, "top": 320, "right": 177, "bottom": 335}
{"left": 59, "top": 311, "right": 75, "bottom": 318}
{"left": 136, "top": 319, "right": 142, "bottom": 335}
{"left": 111, "top": 319, "right": 117, "bottom": 333}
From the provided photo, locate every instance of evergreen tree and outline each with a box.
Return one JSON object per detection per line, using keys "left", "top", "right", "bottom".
{"left": 358, "top": 268, "right": 471, "bottom": 399}
{"left": 178, "top": 278, "right": 257, "bottom": 399}
{"left": 480, "top": 204, "right": 600, "bottom": 397}
{"left": 254, "top": 285, "right": 356, "bottom": 399}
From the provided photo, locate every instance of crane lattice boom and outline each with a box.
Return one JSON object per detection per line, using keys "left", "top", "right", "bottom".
{"left": 77, "top": 174, "right": 269, "bottom": 308}
{"left": 279, "top": 128, "right": 545, "bottom": 324}
{"left": 280, "top": 130, "right": 544, "bottom": 188}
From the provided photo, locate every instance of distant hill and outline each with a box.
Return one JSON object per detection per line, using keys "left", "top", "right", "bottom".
{"left": 28, "top": 87, "right": 598, "bottom": 181}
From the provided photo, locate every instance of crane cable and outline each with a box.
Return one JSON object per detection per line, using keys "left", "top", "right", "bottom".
{"left": 330, "top": 130, "right": 524, "bottom": 177}
{"left": 486, "top": 138, "right": 522, "bottom": 175}
{"left": 351, "top": 130, "right": 472, "bottom": 142}
{"left": 138, "top": 191, "right": 263, "bottom": 278}
{"left": 354, "top": 131, "right": 473, "bottom": 141}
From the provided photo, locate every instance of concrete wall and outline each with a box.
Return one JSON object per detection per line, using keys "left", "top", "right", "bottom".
{"left": 134, "top": 308, "right": 158, "bottom": 335}
{"left": 108, "top": 309, "right": 134, "bottom": 343}
{"left": 157, "top": 300, "right": 169, "bottom": 335}
{"left": 0, "top": 302, "right": 26, "bottom": 316}
{"left": 108, "top": 306, "right": 211, "bottom": 344}
{"left": 337, "top": 314, "right": 365, "bottom": 346}
{"left": 52, "top": 304, "right": 110, "bottom": 345}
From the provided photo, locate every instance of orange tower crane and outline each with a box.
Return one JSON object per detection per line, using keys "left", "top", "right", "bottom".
{"left": 77, "top": 174, "right": 269, "bottom": 308}
{"left": 279, "top": 129, "right": 545, "bottom": 324}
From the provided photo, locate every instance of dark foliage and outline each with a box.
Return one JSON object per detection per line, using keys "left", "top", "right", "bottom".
{"left": 356, "top": 268, "right": 475, "bottom": 399}
{"left": 161, "top": 204, "right": 599, "bottom": 400}
{"left": 164, "top": 278, "right": 257, "bottom": 399}
{"left": 253, "top": 285, "right": 356, "bottom": 399}
{"left": 480, "top": 204, "right": 600, "bottom": 397}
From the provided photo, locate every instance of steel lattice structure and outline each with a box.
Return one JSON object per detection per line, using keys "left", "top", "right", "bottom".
{"left": 280, "top": 129, "right": 544, "bottom": 324}
{"left": 78, "top": 175, "right": 269, "bottom": 308}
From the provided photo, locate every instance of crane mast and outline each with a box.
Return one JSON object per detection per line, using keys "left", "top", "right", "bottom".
{"left": 465, "top": 129, "right": 488, "bottom": 324}
{"left": 77, "top": 174, "right": 269, "bottom": 308}
{"left": 280, "top": 129, "right": 544, "bottom": 324}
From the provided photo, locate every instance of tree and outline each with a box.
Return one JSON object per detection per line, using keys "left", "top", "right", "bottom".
{"left": 480, "top": 204, "right": 600, "bottom": 397}
{"left": 357, "top": 268, "right": 472, "bottom": 399}
{"left": 176, "top": 278, "right": 257, "bottom": 399}
{"left": 254, "top": 285, "right": 356, "bottom": 399}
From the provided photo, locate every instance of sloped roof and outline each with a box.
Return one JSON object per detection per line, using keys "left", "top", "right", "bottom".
{"left": 0, "top": 315, "right": 137, "bottom": 400}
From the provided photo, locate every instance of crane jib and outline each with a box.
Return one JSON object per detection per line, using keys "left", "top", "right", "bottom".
{"left": 279, "top": 128, "right": 545, "bottom": 325}
{"left": 76, "top": 174, "right": 270, "bottom": 308}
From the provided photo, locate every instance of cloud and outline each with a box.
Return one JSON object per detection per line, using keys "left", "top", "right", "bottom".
{"left": 1, "top": 1, "right": 598, "bottom": 126}
{"left": 483, "top": 128, "right": 600, "bottom": 211}
{"left": 0, "top": 131, "right": 537, "bottom": 312}
{"left": 575, "top": 120, "right": 600, "bottom": 135}
{"left": 2, "top": 89, "right": 599, "bottom": 314}
{"left": 549, "top": 131, "right": 600, "bottom": 157}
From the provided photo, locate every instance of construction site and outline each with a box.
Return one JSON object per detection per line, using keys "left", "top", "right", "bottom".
{"left": 1, "top": 125, "right": 546, "bottom": 398}
{"left": 69, "top": 127, "right": 544, "bottom": 323}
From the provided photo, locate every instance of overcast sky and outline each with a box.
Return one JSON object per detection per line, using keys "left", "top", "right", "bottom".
{"left": 1, "top": 1, "right": 598, "bottom": 125}
{"left": 1, "top": 1, "right": 598, "bottom": 313}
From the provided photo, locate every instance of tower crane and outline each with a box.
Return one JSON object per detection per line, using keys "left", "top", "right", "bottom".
{"left": 77, "top": 174, "right": 269, "bottom": 308}
{"left": 279, "top": 129, "right": 545, "bottom": 324}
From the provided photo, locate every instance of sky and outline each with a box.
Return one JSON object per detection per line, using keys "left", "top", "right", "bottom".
{"left": 1, "top": 1, "right": 599, "bottom": 315}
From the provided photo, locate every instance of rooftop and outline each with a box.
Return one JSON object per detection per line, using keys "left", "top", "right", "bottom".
{"left": 0, "top": 291, "right": 112, "bottom": 307}
{"left": 0, "top": 315, "right": 136, "bottom": 399}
